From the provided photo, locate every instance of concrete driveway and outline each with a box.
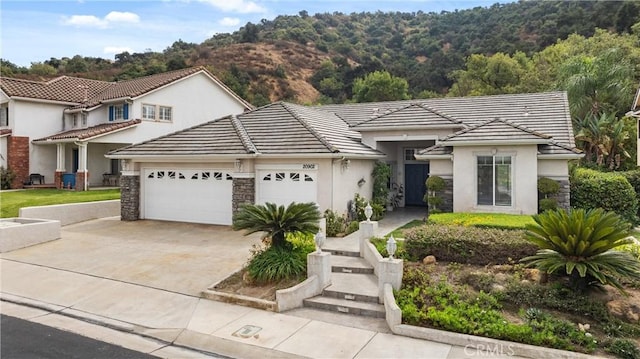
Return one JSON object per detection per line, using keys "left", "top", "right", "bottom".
{"left": 1, "top": 217, "right": 261, "bottom": 296}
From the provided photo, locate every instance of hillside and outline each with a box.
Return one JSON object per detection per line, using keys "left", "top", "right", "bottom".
{"left": 1, "top": 0, "right": 639, "bottom": 105}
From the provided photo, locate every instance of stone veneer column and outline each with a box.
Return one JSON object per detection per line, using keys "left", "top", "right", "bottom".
{"left": 441, "top": 177, "right": 454, "bottom": 213}
{"left": 7, "top": 136, "right": 29, "bottom": 189}
{"left": 120, "top": 175, "right": 140, "bottom": 221}
{"left": 557, "top": 179, "right": 571, "bottom": 210}
{"left": 232, "top": 177, "right": 255, "bottom": 214}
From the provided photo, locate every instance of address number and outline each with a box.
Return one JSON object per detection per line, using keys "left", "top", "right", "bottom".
{"left": 302, "top": 164, "right": 316, "bottom": 170}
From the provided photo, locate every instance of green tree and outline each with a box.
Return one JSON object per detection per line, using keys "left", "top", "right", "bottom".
{"left": 352, "top": 70, "right": 410, "bottom": 103}
{"left": 65, "top": 55, "right": 88, "bottom": 73}
{"left": 521, "top": 208, "right": 639, "bottom": 294}
{"left": 29, "top": 62, "right": 57, "bottom": 76}
{"left": 232, "top": 202, "right": 321, "bottom": 249}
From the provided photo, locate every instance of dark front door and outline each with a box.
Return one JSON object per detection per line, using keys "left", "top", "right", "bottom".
{"left": 404, "top": 163, "right": 429, "bottom": 206}
{"left": 72, "top": 149, "right": 79, "bottom": 173}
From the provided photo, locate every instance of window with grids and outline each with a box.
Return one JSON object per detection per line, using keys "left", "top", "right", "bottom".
{"left": 142, "top": 104, "right": 156, "bottom": 120}
{"left": 114, "top": 105, "right": 124, "bottom": 120}
{"left": 0, "top": 105, "right": 8, "bottom": 127}
{"left": 159, "top": 106, "right": 172, "bottom": 121}
{"left": 477, "top": 155, "right": 512, "bottom": 206}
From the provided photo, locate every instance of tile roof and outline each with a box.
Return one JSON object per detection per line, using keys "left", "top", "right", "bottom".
{"left": 439, "top": 117, "right": 551, "bottom": 145}
{"left": 33, "top": 119, "right": 141, "bottom": 142}
{"left": 0, "top": 129, "right": 12, "bottom": 137}
{"left": 108, "top": 117, "right": 249, "bottom": 156}
{"left": 350, "top": 102, "right": 464, "bottom": 130}
{"left": 1, "top": 67, "right": 252, "bottom": 110}
{"left": 108, "top": 102, "right": 384, "bottom": 158}
{"left": 320, "top": 91, "right": 576, "bottom": 149}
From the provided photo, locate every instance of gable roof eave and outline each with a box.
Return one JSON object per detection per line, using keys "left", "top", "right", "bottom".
{"left": 352, "top": 124, "right": 466, "bottom": 132}
{"left": 441, "top": 139, "right": 552, "bottom": 146}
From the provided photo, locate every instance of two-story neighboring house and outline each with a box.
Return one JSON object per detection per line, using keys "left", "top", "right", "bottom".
{"left": 0, "top": 67, "right": 252, "bottom": 190}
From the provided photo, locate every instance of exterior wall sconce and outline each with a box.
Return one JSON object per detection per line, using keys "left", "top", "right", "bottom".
{"left": 234, "top": 159, "right": 243, "bottom": 172}
{"left": 364, "top": 202, "right": 373, "bottom": 222}
{"left": 386, "top": 235, "right": 397, "bottom": 259}
{"left": 341, "top": 158, "right": 350, "bottom": 171}
{"left": 357, "top": 178, "right": 366, "bottom": 187}
{"left": 314, "top": 230, "right": 325, "bottom": 253}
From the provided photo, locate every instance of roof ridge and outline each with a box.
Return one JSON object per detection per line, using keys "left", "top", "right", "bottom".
{"left": 230, "top": 114, "right": 259, "bottom": 154}
{"left": 282, "top": 102, "right": 339, "bottom": 153}
{"left": 416, "top": 103, "right": 463, "bottom": 124}
{"left": 443, "top": 117, "right": 551, "bottom": 141}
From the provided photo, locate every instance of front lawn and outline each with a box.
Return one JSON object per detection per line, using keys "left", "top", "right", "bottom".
{"left": 428, "top": 212, "right": 535, "bottom": 230}
{"left": 0, "top": 189, "right": 121, "bottom": 218}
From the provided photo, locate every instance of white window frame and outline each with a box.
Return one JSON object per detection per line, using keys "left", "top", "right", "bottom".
{"left": 476, "top": 154, "right": 513, "bottom": 207}
{"left": 81, "top": 113, "right": 87, "bottom": 127}
{"left": 114, "top": 105, "right": 124, "bottom": 121}
{"left": 159, "top": 106, "right": 172, "bottom": 121}
{"left": 72, "top": 114, "right": 78, "bottom": 128}
{"left": 0, "top": 104, "right": 8, "bottom": 127}
{"left": 142, "top": 104, "right": 156, "bottom": 120}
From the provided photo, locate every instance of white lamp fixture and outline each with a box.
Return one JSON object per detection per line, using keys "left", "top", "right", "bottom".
{"left": 314, "top": 230, "right": 325, "bottom": 253}
{"left": 364, "top": 202, "right": 373, "bottom": 222}
{"left": 386, "top": 235, "right": 397, "bottom": 259}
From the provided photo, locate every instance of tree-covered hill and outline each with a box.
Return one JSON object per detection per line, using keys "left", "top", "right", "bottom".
{"left": 2, "top": 0, "right": 639, "bottom": 105}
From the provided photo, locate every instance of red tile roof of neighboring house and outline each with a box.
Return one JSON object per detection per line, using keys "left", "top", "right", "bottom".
{"left": 33, "top": 119, "right": 141, "bottom": 142}
{"left": 0, "top": 129, "right": 12, "bottom": 137}
{"left": 0, "top": 67, "right": 252, "bottom": 109}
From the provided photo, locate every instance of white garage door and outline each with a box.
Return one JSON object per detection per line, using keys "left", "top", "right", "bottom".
{"left": 143, "top": 169, "right": 233, "bottom": 225}
{"left": 257, "top": 169, "right": 318, "bottom": 207}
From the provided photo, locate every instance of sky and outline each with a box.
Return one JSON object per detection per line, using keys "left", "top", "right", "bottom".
{"left": 1, "top": 0, "right": 510, "bottom": 67}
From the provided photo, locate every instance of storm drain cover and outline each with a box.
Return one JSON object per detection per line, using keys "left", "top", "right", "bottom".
{"left": 232, "top": 325, "right": 262, "bottom": 338}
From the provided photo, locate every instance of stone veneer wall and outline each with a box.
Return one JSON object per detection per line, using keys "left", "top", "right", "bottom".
{"left": 439, "top": 177, "right": 454, "bottom": 213}
{"left": 120, "top": 175, "right": 140, "bottom": 221}
{"left": 556, "top": 179, "right": 571, "bottom": 210}
{"left": 233, "top": 177, "right": 255, "bottom": 214}
{"left": 7, "top": 136, "right": 29, "bottom": 189}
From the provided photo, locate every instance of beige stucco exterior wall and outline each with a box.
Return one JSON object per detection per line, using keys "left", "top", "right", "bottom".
{"left": 428, "top": 158, "right": 453, "bottom": 177}
{"left": 452, "top": 144, "right": 539, "bottom": 215}
{"left": 331, "top": 158, "right": 375, "bottom": 214}
{"left": 537, "top": 159, "right": 570, "bottom": 180}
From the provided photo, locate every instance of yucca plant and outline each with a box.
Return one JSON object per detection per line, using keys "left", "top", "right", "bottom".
{"left": 232, "top": 202, "right": 321, "bottom": 249}
{"left": 521, "top": 208, "right": 640, "bottom": 294}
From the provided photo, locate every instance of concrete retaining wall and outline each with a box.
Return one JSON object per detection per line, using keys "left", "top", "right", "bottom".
{"left": 19, "top": 200, "right": 120, "bottom": 226}
{"left": 276, "top": 276, "right": 320, "bottom": 312}
{"left": 0, "top": 218, "right": 61, "bottom": 252}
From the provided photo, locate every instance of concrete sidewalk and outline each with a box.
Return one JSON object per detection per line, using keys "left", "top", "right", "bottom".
{"left": 0, "top": 210, "right": 521, "bottom": 359}
{"left": 1, "top": 259, "right": 462, "bottom": 358}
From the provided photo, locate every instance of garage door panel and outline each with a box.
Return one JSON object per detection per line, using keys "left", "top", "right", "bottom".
{"left": 257, "top": 170, "right": 317, "bottom": 206}
{"left": 144, "top": 169, "right": 232, "bottom": 225}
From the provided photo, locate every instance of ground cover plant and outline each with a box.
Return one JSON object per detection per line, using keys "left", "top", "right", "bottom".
{"left": 427, "top": 212, "right": 535, "bottom": 230}
{"left": 0, "top": 189, "right": 121, "bottom": 218}
{"left": 391, "top": 210, "right": 640, "bottom": 357}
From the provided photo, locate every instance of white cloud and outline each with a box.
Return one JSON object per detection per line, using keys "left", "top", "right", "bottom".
{"left": 103, "top": 46, "right": 133, "bottom": 54}
{"left": 218, "top": 17, "right": 240, "bottom": 26}
{"left": 197, "top": 0, "right": 266, "bottom": 13}
{"left": 63, "top": 11, "right": 141, "bottom": 28}
{"left": 104, "top": 11, "right": 140, "bottom": 23}
{"left": 64, "top": 15, "right": 107, "bottom": 28}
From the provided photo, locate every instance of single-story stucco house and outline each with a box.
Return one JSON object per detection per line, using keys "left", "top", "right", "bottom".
{"left": 107, "top": 91, "right": 582, "bottom": 225}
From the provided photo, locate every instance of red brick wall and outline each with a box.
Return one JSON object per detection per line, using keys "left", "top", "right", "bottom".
{"left": 55, "top": 171, "right": 64, "bottom": 189}
{"left": 7, "top": 136, "right": 29, "bottom": 189}
{"left": 76, "top": 171, "right": 89, "bottom": 191}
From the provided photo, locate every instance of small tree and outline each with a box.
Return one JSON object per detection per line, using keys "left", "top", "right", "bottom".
{"left": 0, "top": 166, "right": 15, "bottom": 190}
{"left": 233, "top": 202, "right": 321, "bottom": 249}
{"left": 425, "top": 176, "right": 445, "bottom": 213}
{"left": 372, "top": 161, "right": 391, "bottom": 208}
{"left": 538, "top": 177, "right": 560, "bottom": 212}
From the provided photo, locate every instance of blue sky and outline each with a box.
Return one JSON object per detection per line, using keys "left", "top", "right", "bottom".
{"left": 1, "top": 0, "right": 509, "bottom": 67}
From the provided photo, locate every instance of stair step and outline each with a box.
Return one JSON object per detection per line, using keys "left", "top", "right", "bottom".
{"left": 326, "top": 272, "right": 378, "bottom": 298}
{"left": 322, "top": 289, "right": 379, "bottom": 303}
{"left": 303, "top": 296, "right": 385, "bottom": 318}
{"left": 331, "top": 256, "right": 374, "bottom": 274}
{"left": 323, "top": 248, "right": 360, "bottom": 257}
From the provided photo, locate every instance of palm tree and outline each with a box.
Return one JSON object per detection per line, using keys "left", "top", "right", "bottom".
{"left": 575, "top": 113, "right": 631, "bottom": 170}
{"left": 521, "top": 208, "right": 640, "bottom": 294}
{"left": 233, "top": 202, "right": 321, "bottom": 249}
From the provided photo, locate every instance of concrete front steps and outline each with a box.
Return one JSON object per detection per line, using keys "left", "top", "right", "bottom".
{"left": 303, "top": 250, "right": 386, "bottom": 319}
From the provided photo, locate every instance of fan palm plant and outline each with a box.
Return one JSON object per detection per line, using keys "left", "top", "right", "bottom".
{"left": 233, "top": 202, "right": 321, "bottom": 249}
{"left": 521, "top": 208, "right": 640, "bottom": 294}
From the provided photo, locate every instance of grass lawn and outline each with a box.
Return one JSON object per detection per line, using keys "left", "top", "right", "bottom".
{"left": 428, "top": 212, "right": 535, "bottom": 230}
{"left": 0, "top": 189, "right": 121, "bottom": 218}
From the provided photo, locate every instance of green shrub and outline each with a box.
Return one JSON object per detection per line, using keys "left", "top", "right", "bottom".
{"left": 345, "top": 220, "right": 359, "bottom": 235}
{"left": 404, "top": 224, "right": 537, "bottom": 264}
{"left": 521, "top": 208, "right": 639, "bottom": 294}
{"left": 370, "top": 236, "right": 408, "bottom": 259}
{"left": 538, "top": 177, "right": 560, "bottom": 196}
{"left": 571, "top": 168, "right": 638, "bottom": 223}
{"left": 246, "top": 244, "right": 308, "bottom": 284}
{"left": 324, "top": 209, "right": 359, "bottom": 237}
{"left": 539, "top": 198, "right": 558, "bottom": 212}
{"left": 352, "top": 193, "right": 384, "bottom": 221}
{"left": 372, "top": 161, "right": 391, "bottom": 207}
{"left": 425, "top": 176, "right": 446, "bottom": 212}
{"left": 0, "top": 166, "right": 15, "bottom": 190}
{"left": 606, "top": 339, "right": 640, "bottom": 359}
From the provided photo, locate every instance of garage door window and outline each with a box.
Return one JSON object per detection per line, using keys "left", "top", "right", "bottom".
{"left": 305, "top": 174, "right": 314, "bottom": 182}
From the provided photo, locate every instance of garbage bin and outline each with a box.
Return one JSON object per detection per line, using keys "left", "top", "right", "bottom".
{"left": 62, "top": 173, "right": 76, "bottom": 189}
